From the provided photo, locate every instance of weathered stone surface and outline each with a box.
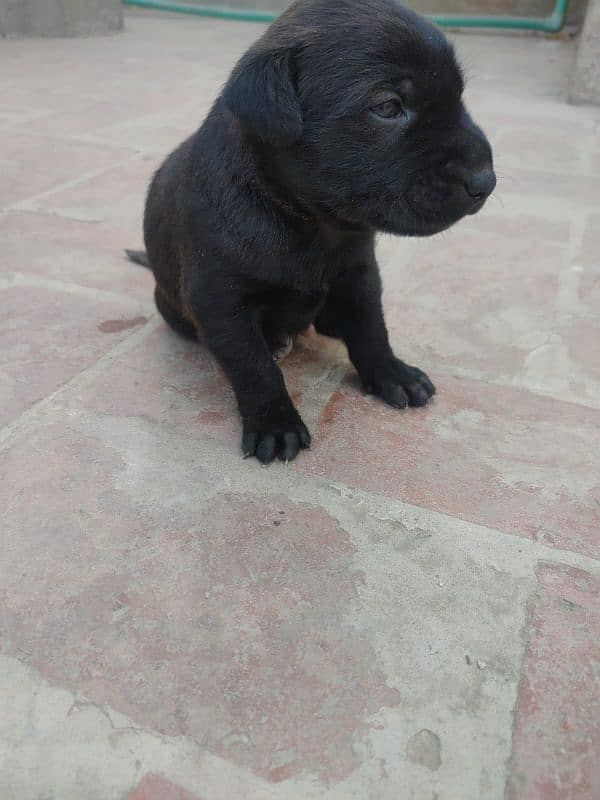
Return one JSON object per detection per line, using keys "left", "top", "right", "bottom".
{"left": 0, "top": 0, "right": 123, "bottom": 37}
{"left": 1, "top": 12, "right": 599, "bottom": 800}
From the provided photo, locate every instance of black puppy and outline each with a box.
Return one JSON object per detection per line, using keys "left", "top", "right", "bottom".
{"left": 128, "top": 0, "right": 495, "bottom": 464}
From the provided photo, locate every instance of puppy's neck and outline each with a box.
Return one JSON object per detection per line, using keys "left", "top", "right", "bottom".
{"left": 250, "top": 142, "right": 316, "bottom": 226}
{"left": 249, "top": 141, "right": 370, "bottom": 240}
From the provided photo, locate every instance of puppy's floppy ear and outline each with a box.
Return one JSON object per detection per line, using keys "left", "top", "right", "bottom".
{"left": 222, "top": 47, "right": 302, "bottom": 146}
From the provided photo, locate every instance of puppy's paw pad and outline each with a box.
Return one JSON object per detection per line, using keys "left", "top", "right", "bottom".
{"left": 404, "top": 367, "right": 436, "bottom": 406}
{"left": 242, "top": 416, "right": 311, "bottom": 465}
{"left": 406, "top": 383, "right": 429, "bottom": 406}
{"left": 378, "top": 381, "right": 409, "bottom": 409}
{"left": 365, "top": 360, "right": 436, "bottom": 409}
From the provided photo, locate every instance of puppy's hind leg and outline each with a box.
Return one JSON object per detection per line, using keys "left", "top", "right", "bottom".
{"left": 262, "top": 324, "right": 295, "bottom": 362}
{"left": 154, "top": 286, "right": 198, "bottom": 341}
{"left": 314, "top": 306, "right": 341, "bottom": 339}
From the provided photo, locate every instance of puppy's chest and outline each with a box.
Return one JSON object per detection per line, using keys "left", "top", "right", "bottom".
{"left": 288, "top": 227, "right": 367, "bottom": 286}
{"left": 249, "top": 279, "right": 325, "bottom": 318}
{"left": 248, "top": 229, "right": 368, "bottom": 317}
{"left": 246, "top": 259, "right": 329, "bottom": 332}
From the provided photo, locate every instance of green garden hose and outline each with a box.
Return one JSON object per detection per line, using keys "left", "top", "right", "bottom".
{"left": 122, "top": 0, "right": 570, "bottom": 33}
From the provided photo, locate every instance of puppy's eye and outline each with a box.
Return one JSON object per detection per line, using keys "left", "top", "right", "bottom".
{"left": 371, "top": 99, "right": 404, "bottom": 119}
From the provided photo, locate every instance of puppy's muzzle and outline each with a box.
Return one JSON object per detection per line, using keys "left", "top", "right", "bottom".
{"left": 442, "top": 158, "right": 496, "bottom": 214}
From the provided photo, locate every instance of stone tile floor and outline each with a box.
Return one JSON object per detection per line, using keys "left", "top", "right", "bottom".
{"left": 1, "top": 11, "right": 599, "bottom": 800}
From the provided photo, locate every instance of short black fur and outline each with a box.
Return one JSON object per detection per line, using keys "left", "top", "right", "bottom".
{"left": 129, "top": 0, "right": 495, "bottom": 463}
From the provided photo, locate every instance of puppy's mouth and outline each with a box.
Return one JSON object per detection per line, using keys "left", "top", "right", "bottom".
{"left": 467, "top": 196, "right": 487, "bottom": 215}
{"left": 398, "top": 180, "right": 492, "bottom": 234}
{"left": 389, "top": 195, "right": 468, "bottom": 237}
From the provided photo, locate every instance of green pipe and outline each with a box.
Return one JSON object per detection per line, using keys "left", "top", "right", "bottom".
{"left": 430, "top": 0, "right": 569, "bottom": 32}
{"left": 123, "top": 0, "right": 277, "bottom": 23}
{"left": 123, "top": 0, "right": 569, "bottom": 33}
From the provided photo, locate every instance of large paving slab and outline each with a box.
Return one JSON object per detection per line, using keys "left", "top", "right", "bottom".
{"left": 21, "top": 155, "right": 162, "bottom": 223}
{"left": 0, "top": 281, "right": 150, "bottom": 428}
{"left": 1, "top": 10, "right": 599, "bottom": 800}
{"left": 0, "top": 132, "right": 132, "bottom": 210}
{"left": 383, "top": 212, "right": 600, "bottom": 408}
{"left": 4, "top": 404, "right": 595, "bottom": 800}
{"left": 0, "top": 211, "right": 150, "bottom": 299}
{"left": 297, "top": 372, "right": 600, "bottom": 559}
{"left": 57, "top": 322, "right": 347, "bottom": 448}
{"left": 507, "top": 563, "right": 600, "bottom": 800}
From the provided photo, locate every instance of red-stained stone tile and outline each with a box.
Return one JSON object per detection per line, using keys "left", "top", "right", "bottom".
{"left": 0, "top": 284, "right": 149, "bottom": 427}
{"left": 128, "top": 773, "right": 202, "bottom": 800}
{"left": 0, "top": 132, "right": 130, "bottom": 209}
{"left": 1, "top": 421, "right": 400, "bottom": 784}
{"left": 383, "top": 213, "right": 567, "bottom": 372}
{"left": 78, "top": 323, "right": 239, "bottom": 445}
{"left": 380, "top": 212, "right": 600, "bottom": 408}
{"left": 67, "top": 324, "right": 347, "bottom": 449}
{"left": 0, "top": 211, "right": 151, "bottom": 300}
{"left": 298, "top": 373, "right": 600, "bottom": 559}
{"left": 507, "top": 563, "right": 600, "bottom": 800}
{"left": 28, "top": 155, "right": 161, "bottom": 223}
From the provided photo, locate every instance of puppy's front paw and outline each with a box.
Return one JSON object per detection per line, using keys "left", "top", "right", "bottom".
{"left": 362, "top": 359, "right": 436, "bottom": 409}
{"left": 242, "top": 400, "right": 311, "bottom": 464}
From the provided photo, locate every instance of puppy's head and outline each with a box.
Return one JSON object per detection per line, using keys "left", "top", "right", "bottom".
{"left": 223, "top": 0, "right": 495, "bottom": 236}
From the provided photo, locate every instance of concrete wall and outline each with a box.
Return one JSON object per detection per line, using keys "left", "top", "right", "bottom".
{"left": 0, "top": 0, "right": 123, "bottom": 36}
{"left": 570, "top": 0, "right": 600, "bottom": 102}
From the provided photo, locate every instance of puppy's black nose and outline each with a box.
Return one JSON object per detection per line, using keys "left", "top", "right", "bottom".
{"left": 465, "top": 169, "right": 496, "bottom": 201}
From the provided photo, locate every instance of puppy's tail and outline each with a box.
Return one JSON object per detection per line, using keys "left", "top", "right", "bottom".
{"left": 125, "top": 249, "right": 150, "bottom": 269}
